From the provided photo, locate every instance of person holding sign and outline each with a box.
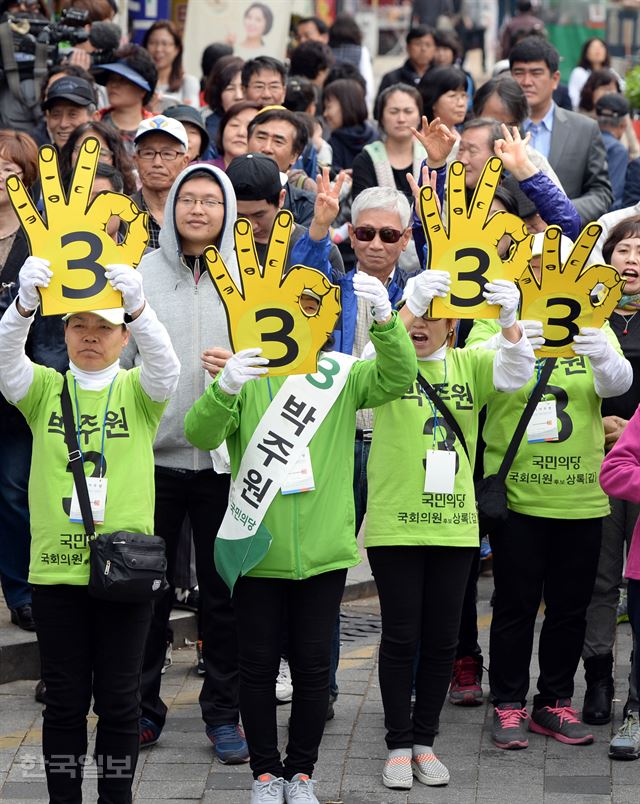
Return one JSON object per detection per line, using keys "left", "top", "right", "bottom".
{"left": 362, "top": 270, "right": 535, "bottom": 790}
{"left": 184, "top": 226, "right": 418, "bottom": 803}
{"left": 120, "top": 161, "right": 248, "bottom": 760}
{"left": 466, "top": 226, "right": 633, "bottom": 750}
{"left": 0, "top": 145, "right": 180, "bottom": 804}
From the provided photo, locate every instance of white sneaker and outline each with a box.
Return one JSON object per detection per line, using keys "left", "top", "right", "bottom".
{"left": 251, "top": 774, "right": 285, "bottom": 803}
{"left": 411, "top": 751, "right": 450, "bottom": 786}
{"left": 609, "top": 712, "right": 640, "bottom": 760}
{"left": 382, "top": 754, "right": 413, "bottom": 789}
{"left": 283, "top": 773, "right": 319, "bottom": 803}
{"left": 276, "top": 658, "right": 293, "bottom": 703}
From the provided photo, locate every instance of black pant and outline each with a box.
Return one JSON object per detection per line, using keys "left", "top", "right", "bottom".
{"left": 456, "top": 547, "right": 483, "bottom": 660}
{"left": 368, "top": 545, "right": 476, "bottom": 748}
{"left": 32, "top": 585, "right": 151, "bottom": 804}
{"left": 233, "top": 569, "right": 347, "bottom": 779}
{"left": 489, "top": 510, "right": 602, "bottom": 709}
{"left": 140, "top": 467, "right": 237, "bottom": 728}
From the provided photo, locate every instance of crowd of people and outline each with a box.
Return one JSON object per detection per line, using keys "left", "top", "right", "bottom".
{"left": 1, "top": 1, "right": 640, "bottom": 803}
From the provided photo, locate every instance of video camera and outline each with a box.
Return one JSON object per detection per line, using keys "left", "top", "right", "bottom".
{"left": 0, "top": 8, "right": 118, "bottom": 77}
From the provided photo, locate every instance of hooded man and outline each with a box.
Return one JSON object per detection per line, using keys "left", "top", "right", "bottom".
{"left": 121, "top": 162, "right": 249, "bottom": 763}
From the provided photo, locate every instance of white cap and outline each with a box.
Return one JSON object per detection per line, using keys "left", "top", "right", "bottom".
{"left": 134, "top": 115, "right": 189, "bottom": 151}
{"left": 531, "top": 231, "right": 574, "bottom": 263}
{"left": 62, "top": 308, "right": 126, "bottom": 325}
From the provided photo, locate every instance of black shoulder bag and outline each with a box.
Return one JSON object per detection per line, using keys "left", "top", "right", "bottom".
{"left": 474, "top": 357, "right": 557, "bottom": 527}
{"left": 416, "top": 373, "right": 470, "bottom": 462}
{"left": 60, "top": 376, "right": 169, "bottom": 603}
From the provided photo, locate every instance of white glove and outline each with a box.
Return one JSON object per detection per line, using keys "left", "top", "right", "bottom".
{"left": 483, "top": 279, "right": 520, "bottom": 328}
{"left": 352, "top": 272, "right": 392, "bottom": 323}
{"left": 17, "top": 256, "right": 52, "bottom": 311}
{"left": 405, "top": 270, "right": 451, "bottom": 317}
{"left": 218, "top": 348, "right": 269, "bottom": 395}
{"left": 572, "top": 327, "right": 609, "bottom": 361}
{"left": 105, "top": 264, "right": 144, "bottom": 315}
{"left": 520, "top": 319, "right": 545, "bottom": 350}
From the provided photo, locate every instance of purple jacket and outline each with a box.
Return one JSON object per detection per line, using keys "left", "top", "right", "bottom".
{"left": 599, "top": 408, "right": 640, "bottom": 580}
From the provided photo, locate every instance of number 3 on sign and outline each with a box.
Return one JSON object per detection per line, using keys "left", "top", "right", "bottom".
{"left": 7, "top": 139, "right": 149, "bottom": 316}
{"left": 519, "top": 224, "right": 625, "bottom": 358}
{"left": 417, "top": 158, "right": 532, "bottom": 319}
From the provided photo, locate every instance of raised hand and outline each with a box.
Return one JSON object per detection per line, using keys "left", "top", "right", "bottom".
{"left": 352, "top": 272, "right": 392, "bottom": 323}
{"left": 493, "top": 125, "right": 537, "bottom": 181}
{"left": 418, "top": 157, "right": 532, "bottom": 319}
{"left": 309, "top": 167, "right": 347, "bottom": 238}
{"left": 17, "top": 256, "right": 52, "bottom": 312}
{"left": 204, "top": 210, "right": 341, "bottom": 377}
{"left": 405, "top": 269, "right": 451, "bottom": 317}
{"left": 407, "top": 164, "right": 441, "bottom": 214}
{"left": 483, "top": 279, "right": 520, "bottom": 328}
{"left": 519, "top": 224, "right": 625, "bottom": 357}
{"left": 410, "top": 116, "right": 458, "bottom": 166}
{"left": 7, "top": 138, "right": 148, "bottom": 317}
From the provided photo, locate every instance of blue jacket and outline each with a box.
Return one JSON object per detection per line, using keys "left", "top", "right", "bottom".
{"left": 331, "top": 266, "right": 419, "bottom": 355}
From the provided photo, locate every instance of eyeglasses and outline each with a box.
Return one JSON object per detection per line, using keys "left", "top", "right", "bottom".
{"left": 247, "top": 82, "right": 284, "bottom": 93}
{"left": 136, "top": 148, "right": 184, "bottom": 161}
{"left": 353, "top": 226, "right": 404, "bottom": 244}
{"left": 176, "top": 196, "right": 225, "bottom": 209}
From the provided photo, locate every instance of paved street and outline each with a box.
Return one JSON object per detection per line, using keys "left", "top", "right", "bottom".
{"left": 0, "top": 574, "right": 637, "bottom": 803}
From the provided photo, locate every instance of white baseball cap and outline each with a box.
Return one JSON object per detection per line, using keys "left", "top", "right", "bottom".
{"left": 134, "top": 115, "right": 189, "bottom": 151}
{"left": 62, "top": 308, "right": 126, "bottom": 325}
{"left": 531, "top": 231, "right": 574, "bottom": 262}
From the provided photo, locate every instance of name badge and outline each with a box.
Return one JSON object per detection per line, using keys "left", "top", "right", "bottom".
{"left": 527, "top": 400, "right": 559, "bottom": 443}
{"left": 424, "top": 449, "right": 456, "bottom": 494}
{"left": 70, "top": 476, "right": 107, "bottom": 524}
{"left": 281, "top": 448, "right": 316, "bottom": 495}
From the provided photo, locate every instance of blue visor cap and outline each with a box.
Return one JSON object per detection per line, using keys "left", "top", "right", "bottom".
{"left": 94, "top": 62, "right": 151, "bottom": 92}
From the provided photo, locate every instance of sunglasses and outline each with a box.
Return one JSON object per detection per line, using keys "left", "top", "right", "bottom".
{"left": 353, "top": 226, "right": 404, "bottom": 244}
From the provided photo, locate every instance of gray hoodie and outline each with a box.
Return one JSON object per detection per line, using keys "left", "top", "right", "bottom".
{"left": 121, "top": 163, "right": 239, "bottom": 471}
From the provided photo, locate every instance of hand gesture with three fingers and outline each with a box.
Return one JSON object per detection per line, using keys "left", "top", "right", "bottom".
{"left": 7, "top": 138, "right": 148, "bottom": 316}
{"left": 418, "top": 157, "right": 532, "bottom": 319}
{"left": 204, "top": 210, "right": 341, "bottom": 376}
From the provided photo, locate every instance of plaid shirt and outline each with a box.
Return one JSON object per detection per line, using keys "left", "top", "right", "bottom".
{"left": 131, "top": 190, "right": 161, "bottom": 251}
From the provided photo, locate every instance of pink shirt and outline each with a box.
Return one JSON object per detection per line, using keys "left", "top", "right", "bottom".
{"left": 600, "top": 406, "right": 640, "bottom": 580}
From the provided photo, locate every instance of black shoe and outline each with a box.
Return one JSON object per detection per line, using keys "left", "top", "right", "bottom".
{"left": 583, "top": 653, "right": 614, "bottom": 725}
{"left": 34, "top": 680, "right": 46, "bottom": 704}
{"left": 10, "top": 604, "right": 36, "bottom": 632}
{"left": 326, "top": 700, "right": 335, "bottom": 721}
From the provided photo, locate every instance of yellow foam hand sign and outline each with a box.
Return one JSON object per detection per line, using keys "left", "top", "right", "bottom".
{"left": 519, "top": 224, "right": 624, "bottom": 358}
{"left": 418, "top": 157, "right": 532, "bottom": 319}
{"left": 205, "top": 209, "right": 341, "bottom": 377}
{"left": 7, "top": 138, "right": 148, "bottom": 316}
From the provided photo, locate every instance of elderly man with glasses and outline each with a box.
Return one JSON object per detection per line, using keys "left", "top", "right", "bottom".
{"left": 131, "top": 115, "right": 190, "bottom": 250}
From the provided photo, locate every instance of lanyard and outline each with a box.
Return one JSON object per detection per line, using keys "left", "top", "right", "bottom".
{"left": 73, "top": 376, "right": 116, "bottom": 478}
{"left": 420, "top": 357, "right": 449, "bottom": 450}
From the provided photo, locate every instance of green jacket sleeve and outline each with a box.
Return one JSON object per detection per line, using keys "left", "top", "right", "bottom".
{"left": 184, "top": 381, "right": 241, "bottom": 451}
{"left": 464, "top": 318, "right": 501, "bottom": 349}
{"left": 350, "top": 312, "right": 418, "bottom": 409}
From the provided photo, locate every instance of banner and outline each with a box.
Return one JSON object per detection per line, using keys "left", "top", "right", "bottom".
{"left": 183, "top": 0, "right": 295, "bottom": 77}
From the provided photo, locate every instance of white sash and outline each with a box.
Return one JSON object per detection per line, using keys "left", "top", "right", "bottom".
{"left": 218, "top": 352, "right": 357, "bottom": 544}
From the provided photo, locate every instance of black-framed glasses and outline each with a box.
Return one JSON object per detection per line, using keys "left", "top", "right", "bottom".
{"left": 353, "top": 226, "right": 404, "bottom": 244}
{"left": 136, "top": 148, "right": 183, "bottom": 161}
{"left": 176, "top": 196, "right": 225, "bottom": 209}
